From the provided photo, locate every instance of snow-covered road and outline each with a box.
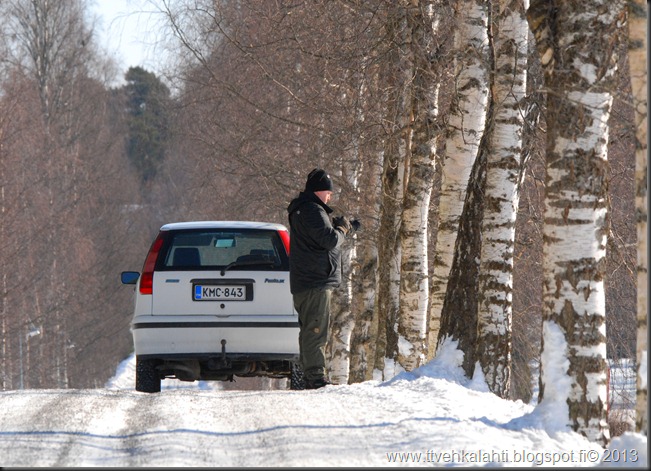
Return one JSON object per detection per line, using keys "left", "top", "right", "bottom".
{"left": 0, "top": 348, "right": 646, "bottom": 467}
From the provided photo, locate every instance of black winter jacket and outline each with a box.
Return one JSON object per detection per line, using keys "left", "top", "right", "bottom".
{"left": 287, "top": 191, "right": 346, "bottom": 294}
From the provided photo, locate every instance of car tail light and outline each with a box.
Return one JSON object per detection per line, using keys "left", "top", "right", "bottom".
{"left": 139, "top": 233, "right": 164, "bottom": 295}
{"left": 278, "top": 229, "right": 290, "bottom": 254}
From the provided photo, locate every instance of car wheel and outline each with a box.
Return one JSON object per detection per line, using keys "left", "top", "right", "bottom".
{"left": 289, "top": 362, "right": 305, "bottom": 390}
{"left": 136, "top": 357, "right": 161, "bottom": 393}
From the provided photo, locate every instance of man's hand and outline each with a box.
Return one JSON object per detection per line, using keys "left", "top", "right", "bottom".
{"left": 332, "top": 216, "right": 352, "bottom": 235}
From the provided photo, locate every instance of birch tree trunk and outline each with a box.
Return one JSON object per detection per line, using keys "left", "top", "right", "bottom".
{"left": 374, "top": 141, "right": 406, "bottom": 380}
{"left": 428, "top": 0, "right": 489, "bottom": 358}
{"left": 475, "top": 0, "right": 529, "bottom": 399}
{"left": 326, "top": 55, "right": 359, "bottom": 384}
{"left": 0, "top": 112, "right": 7, "bottom": 389}
{"left": 397, "top": 1, "right": 440, "bottom": 372}
{"left": 628, "top": 0, "right": 648, "bottom": 436}
{"left": 328, "top": 157, "right": 362, "bottom": 384}
{"left": 2, "top": 0, "right": 93, "bottom": 388}
{"left": 345, "top": 54, "right": 384, "bottom": 384}
{"left": 372, "top": 2, "right": 412, "bottom": 380}
{"left": 329, "top": 235, "right": 356, "bottom": 384}
{"left": 528, "top": 0, "right": 625, "bottom": 446}
{"left": 437, "top": 132, "right": 488, "bottom": 377}
{"left": 349, "top": 151, "right": 383, "bottom": 383}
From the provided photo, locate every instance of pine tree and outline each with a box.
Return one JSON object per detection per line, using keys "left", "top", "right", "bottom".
{"left": 124, "top": 67, "right": 171, "bottom": 182}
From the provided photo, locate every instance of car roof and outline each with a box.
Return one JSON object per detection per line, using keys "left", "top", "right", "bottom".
{"left": 159, "top": 221, "right": 288, "bottom": 232}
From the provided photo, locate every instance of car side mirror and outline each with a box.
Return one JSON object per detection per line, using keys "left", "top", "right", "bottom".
{"left": 121, "top": 271, "right": 140, "bottom": 285}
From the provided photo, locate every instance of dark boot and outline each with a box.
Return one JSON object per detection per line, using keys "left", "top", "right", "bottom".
{"left": 305, "top": 377, "right": 332, "bottom": 389}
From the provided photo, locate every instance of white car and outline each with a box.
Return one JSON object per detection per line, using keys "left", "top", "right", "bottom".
{"left": 121, "top": 221, "right": 303, "bottom": 392}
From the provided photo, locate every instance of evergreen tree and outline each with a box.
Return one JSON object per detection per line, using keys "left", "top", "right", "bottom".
{"left": 124, "top": 67, "right": 171, "bottom": 181}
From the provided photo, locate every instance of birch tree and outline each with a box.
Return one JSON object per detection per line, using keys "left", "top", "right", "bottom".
{"left": 627, "top": 0, "right": 648, "bottom": 436}
{"left": 528, "top": 0, "right": 626, "bottom": 445}
{"left": 1, "top": 0, "right": 92, "bottom": 387}
{"left": 346, "top": 43, "right": 386, "bottom": 382}
{"left": 0, "top": 92, "right": 14, "bottom": 389}
{"left": 0, "top": 0, "right": 144, "bottom": 388}
{"left": 326, "top": 2, "right": 386, "bottom": 384}
{"left": 397, "top": 0, "right": 441, "bottom": 371}
{"left": 328, "top": 164, "right": 362, "bottom": 384}
{"left": 348, "top": 157, "right": 383, "bottom": 383}
{"left": 428, "top": 0, "right": 489, "bottom": 357}
{"left": 475, "top": 0, "right": 529, "bottom": 398}
{"left": 437, "top": 131, "right": 488, "bottom": 376}
{"left": 373, "top": 2, "right": 410, "bottom": 380}
{"left": 373, "top": 147, "right": 405, "bottom": 379}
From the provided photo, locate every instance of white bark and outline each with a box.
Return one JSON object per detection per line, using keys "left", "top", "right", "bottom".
{"left": 628, "top": 0, "right": 648, "bottom": 436}
{"left": 373, "top": 3, "right": 410, "bottom": 380}
{"left": 327, "top": 78, "right": 364, "bottom": 384}
{"left": 329, "top": 241, "right": 356, "bottom": 384}
{"left": 375, "top": 155, "right": 405, "bottom": 381}
{"left": 428, "top": 0, "right": 489, "bottom": 358}
{"left": 397, "top": 1, "right": 440, "bottom": 372}
{"left": 398, "top": 120, "right": 437, "bottom": 370}
{"left": 476, "top": 0, "right": 529, "bottom": 398}
{"left": 349, "top": 147, "right": 383, "bottom": 383}
{"left": 529, "top": 0, "right": 624, "bottom": 446}
{"left": 0, "top": 117, "right": 6, "bottom": 389}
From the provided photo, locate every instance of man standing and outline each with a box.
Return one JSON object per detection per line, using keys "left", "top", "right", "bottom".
{"left": 287, "top": 169, "right": 352, "bottom": 389}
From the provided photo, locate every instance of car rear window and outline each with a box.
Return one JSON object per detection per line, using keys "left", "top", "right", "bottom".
{"left": 156, "top": 229, "right": 289, "bottom": 271}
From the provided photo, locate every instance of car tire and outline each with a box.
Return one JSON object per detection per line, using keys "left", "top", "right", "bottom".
{"left": 136, "top": 357, "right": 161, "bottom": 393}
{"left": 289, "top": 362, "right": 305, "bottom": 390}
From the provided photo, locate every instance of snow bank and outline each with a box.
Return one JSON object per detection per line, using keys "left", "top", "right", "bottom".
{"left": 599, "top": 432, "right": 648, "bottom": 468}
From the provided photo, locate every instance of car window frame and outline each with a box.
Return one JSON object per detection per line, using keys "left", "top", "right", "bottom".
{"left": 154, "top": 228, "right": 290, "bottom": 272}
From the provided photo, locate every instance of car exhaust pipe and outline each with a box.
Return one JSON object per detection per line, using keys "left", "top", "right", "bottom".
{"left": 164, "top": 359, "right": 200, "bottom": 381}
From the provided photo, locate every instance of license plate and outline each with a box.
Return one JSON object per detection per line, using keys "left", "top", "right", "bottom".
{"left": 194, "top": 285, "right": 246, "bottom": 301}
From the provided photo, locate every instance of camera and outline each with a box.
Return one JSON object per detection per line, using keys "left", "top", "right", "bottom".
{"left": 333, "top": 216, "right": 362, "bottom": 233}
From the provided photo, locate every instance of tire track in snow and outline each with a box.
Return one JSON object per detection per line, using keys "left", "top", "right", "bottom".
{"left": 49, "top": 390, "right": 149, "bottom": 467}
{"left": 0, "top": 390, "right": 168, "bottom": 467}
{"left": 189, "top": 385, "right": 381, "bottom": 467}
{"left": 0, "top": 390, "right": 120, "bottom": 466}
{"left": 1, "top": 383, "right": 458, "bottom": 466}
{"left": 118, "top": 391, "right": 169, "bottom": 467}
{"left": 0, "top": 390, "right": 67, "bottom": 466}
{"left": 53, "top": 390, "right": 168, "bottom": 467}
{"left": 51, "top": 390, "right": 112, "bottom": 466}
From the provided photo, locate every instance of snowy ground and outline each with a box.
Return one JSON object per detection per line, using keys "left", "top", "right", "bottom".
{"left": 0, "top": 343, "right": 647, "bottom": 467}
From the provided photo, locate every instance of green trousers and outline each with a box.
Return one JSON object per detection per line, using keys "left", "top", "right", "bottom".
{"left": 293, "top": 287, "right": 331, "bottom": 381}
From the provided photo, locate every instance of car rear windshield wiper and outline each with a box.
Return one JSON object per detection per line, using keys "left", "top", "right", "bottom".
{"left": 220, "top": 258, "right": 276, "bottom": 276}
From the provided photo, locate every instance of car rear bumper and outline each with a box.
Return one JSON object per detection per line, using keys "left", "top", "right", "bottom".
{"left": 131, "top": 315, "right": 300, "bottom": 356}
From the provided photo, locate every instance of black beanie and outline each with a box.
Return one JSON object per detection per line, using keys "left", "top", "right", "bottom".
{"left": 305, "top": 168, "right": 333, "bottom": 192}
